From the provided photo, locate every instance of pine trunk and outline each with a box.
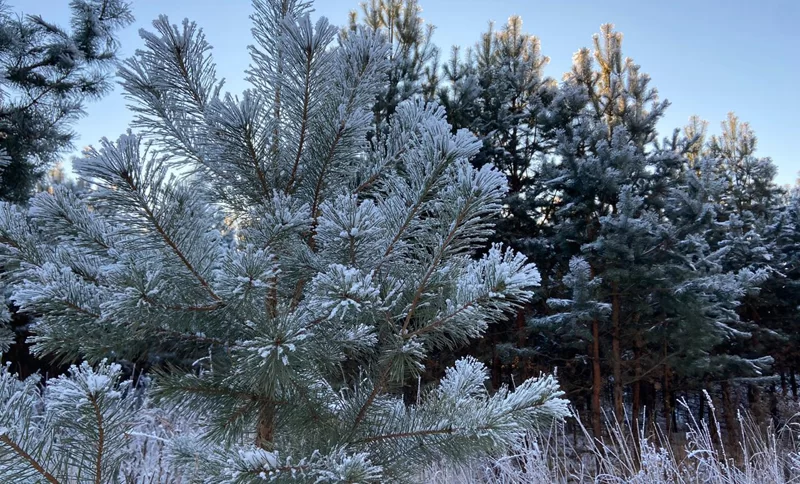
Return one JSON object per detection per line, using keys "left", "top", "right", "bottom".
{"left": 662, "top": 339, "right": 672, "bottom": 437}
{"left": 611, "top": 282, "right": 623, "bottom": 421}
{"left": 632, "top": 330, "right": 643, "bottom": 454}
{"left": 697, "top": 390, "right": 705, "bottom": 421}
{"left": 747, "top": 383, "right": 763, "bottom": 424}
{"left": 256, "top": 404, "right": 275, "bottom": 449}
{"left": 516, "top": 309, "right": 527, "bottom": 379}
{"left": 780, "top": 369, "right": 787, "bottom": 396}
{"left": 491, "top": 327, "right": 501, "bottom": 390}
{"left": 721, "top": 380, "right": 737, "bottom": 452}
{"left": 710, "top": 387, "right": 723, "bottom": 447}
{"left": 592, "top": 317, "right": 602, "bottom": 439}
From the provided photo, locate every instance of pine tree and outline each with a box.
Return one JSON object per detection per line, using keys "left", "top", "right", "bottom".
{"left": 2, "top": 160, "right": 88, "bottom": 380}
{"left": 350, "top": 0, "right": 438, "bottom": 144}
{"left": 698, "top": 114, "right": 785, "bottom": 436}
{"left": 764, "top": 189, "right": 800, "bottom": 399}
{"left": 524, "top": 25, "right": 770, "bottom": 439}
{"left": 0, "top": 1, "right": 568, "bottom": 481}
{"left": 0, "top": 0, "right": 134, "bottom": 203}
{"left": 438, "top": 16, "right": 587, "bottom": 390}
{"left": 0, "top": 360, "right": 145, "bottom": 483}
{"left": 523, "top": 24, "right": 669, "bottom": 436}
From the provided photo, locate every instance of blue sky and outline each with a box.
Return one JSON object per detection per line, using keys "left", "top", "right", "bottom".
{"left": 13, "top": 0, "right": 799, "bottom": 185}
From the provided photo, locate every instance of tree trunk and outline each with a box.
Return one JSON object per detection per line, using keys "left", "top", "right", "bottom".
{"left": 516, "top": 309, "right": 527, "bottom": 380}
{"left": 491, "top": 327, "right": 501, "bottom": 391}
{"left": 643, "top": 380, "right": 655, "bottom": 436}
{"left": 671, "top": 390, "right": 678, "bottom": 431}
{"left": 747, "top": 383, "right": 763, "bottom": 424}
{"left": 632, "top": 371, "right": 641, "bottom": 429}
{"left": 255, "top": 404, "right": 275, "bottom": 449}
{"left": 631, "top": 330, "right": 643, "bottom": 457}
{"left": 770, "top": 383, "right": 780, "bottom": 429}
{"left": 791, "top": 372, "right": 798, "bottom": 401}
{"left": 780, "top": 369, "right": 787, "bottom": 397}
{"left": 592, "top": 318, "right": 602, "bottom": 439}
{"left": 697, "top": 389, "right": 705, "bottom": 421}
{"left": 611, "top": 282, "right": 623, "bottom": 421}
{"left": 709, "top": 386, "right": 723, "bottom": 447}
{"left": 662, "top": 339, "right": 672, "bottom": 437}
{"left": 721, "top": 380, "right": 737, "bottom": 452}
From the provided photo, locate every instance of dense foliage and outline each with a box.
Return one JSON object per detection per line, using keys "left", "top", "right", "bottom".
{"left": 0, "top": 0, "right": 568, "bottom": 481}
{"left": 0, "top": 0, "right": 133, "bottom": 203}
{"left": 0, "top": 0, "right": 796, "bottom": 481}
{"left": 433, "top": 18, "right": 797, "bottom": 442}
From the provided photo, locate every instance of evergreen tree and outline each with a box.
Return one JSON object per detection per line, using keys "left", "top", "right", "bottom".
{"left": 525, "top": 25, "right": 768, "bottom": 439}
{"left": 525, "top": 24, "right": 668, "bottom": 436}
{"left": 0, "top": 1, "right": 568, "bottom": 481}
{"left": 438, "top": 16, "right": 587, "bottom": 389}
{"left": 0, "top": 360, "right": 144, "bottom": 482}
{"left": 350, "top": 0, "right": 438, "bottom": 143}
{"left": 764, "top": 188, "right": 800, "bottom": 399}
{"left": 0, "top": 0, "right": 133, "bottom": 203}
{"left": 698, "top": 114, "right": 786, "bottom": 434}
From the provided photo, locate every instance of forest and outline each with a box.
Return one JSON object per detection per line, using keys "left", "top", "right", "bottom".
{"left": 0, "top": 0, "right": 798, "bottom": 482}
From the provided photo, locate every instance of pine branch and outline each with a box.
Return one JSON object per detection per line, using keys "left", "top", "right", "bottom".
{"left": 308, "top": 49, "right": 375, "bottom": 240}
{"left": 351, "top": 366, "right": 390, "bottom": 432}
{"left": 405, "top": 300, "right": 477, "bottom": 339}
{"left": 164, "top": 383, "right": 285, "bottom": 405}
{"left": 352, "top": 147, "right": 407, "bottom": 194}
{"left": 155, "top": 329, "right": 229, "bottom": 347}
{"left": 89, "top": 393, "right": 105, "bottom": 484}
{"left": 0, "top": 435, "right": 60, "bottom": 484}
{"left": 286, "top": 52, "right": 313, "bottom": 192}
{"left": 400, "top": 208, "right": 468, "bottom": 334}
{"left": 117, "top": 170, "right": 221, "bottom": 302}
{"left": 244, "top": 124, "right": 271, "bottom": 198}
{"left": 63, "top": 300, "right": 100, "bottom": 319}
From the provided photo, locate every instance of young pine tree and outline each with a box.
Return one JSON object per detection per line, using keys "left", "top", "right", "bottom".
{"left": 0, "top": 0, "right": 568, "bottom": 481}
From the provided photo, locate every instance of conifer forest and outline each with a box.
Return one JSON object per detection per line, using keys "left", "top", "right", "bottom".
{"left": 0, "top": 0, "right": 798, "bottom": 482}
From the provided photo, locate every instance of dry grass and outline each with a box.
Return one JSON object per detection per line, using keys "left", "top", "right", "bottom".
{"left": 117, "top": 393, "right": 800, "bottom": 482}
{"left": 423, "top": 396, "right": 800, "bottom": 483}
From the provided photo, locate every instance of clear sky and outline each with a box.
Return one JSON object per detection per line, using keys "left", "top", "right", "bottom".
{"left": 13, "top": 0, "right": 799, "bottom": 185}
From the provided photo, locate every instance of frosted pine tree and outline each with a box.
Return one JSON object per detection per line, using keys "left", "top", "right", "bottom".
{"left": 349, "top": 0, "right": 438, "bottom": 145}
{"left": 437, "top": 17, "right": 588, "bottom": 389}
{"left": 0, "top": 0, "right": 134, "bottom": 202}
{"left": 0, "top": 0, "right": 568, "bottom": 481}
{"left": 764, "top": 189, "right": 800, "bottom": 397}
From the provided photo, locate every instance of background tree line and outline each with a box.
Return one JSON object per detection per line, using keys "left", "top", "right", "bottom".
{"left": 345, "top": 0, "right": 799, "bottom": 446}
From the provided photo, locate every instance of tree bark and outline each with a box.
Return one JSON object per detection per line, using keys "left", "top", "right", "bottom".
{"left": 662, "top": 339, "right": 672, "bottom": 437}
{"left": 592, "top": 318, "right": 602, "bottom": 439}
{"left": 491, "top": 326, "right": 501, "bottom": 391}
{"left": 721, "top": 380, "right": 737, "bottom": 452}
{"left": 747, "top": 383, "right": 763, "bottom": 424}
{"left": 631, "top": 329, "right": 643, "bottom": 457}
{"left": 697, "top": 389, "right": 705, "bottom": 421}
{"left": 516, "top": 309, "right": 527, "bottom": 380}
{"left": 780, "top": 369, "right": 787, "bottom": 397}
{"left": 256, "top": 404, "right": 275, "bottom": 449}
{"left": 611, "top": 282, "right": 623, "bottom": 421}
